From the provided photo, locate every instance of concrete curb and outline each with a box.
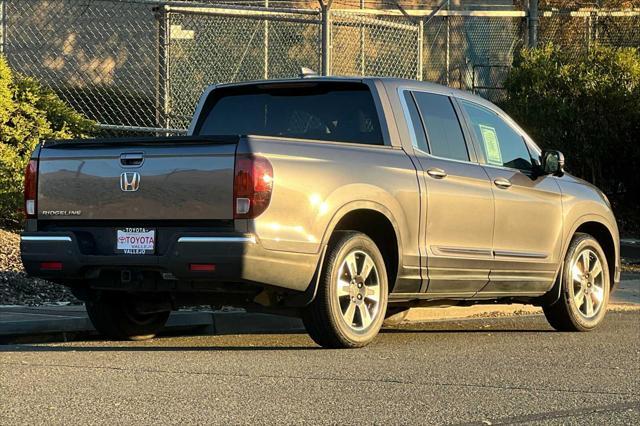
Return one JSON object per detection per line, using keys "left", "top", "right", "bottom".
{"left": 0, "top": 308, "right": 213, "bottom": 338}
{"left": 0, "top": 306, "right": 304, "bottom": 343}
{"left": 403, "top": 302, "right": 639, "bottom": 323}
{"left": 621, "top": 239, "right": 640, "bottom": 261}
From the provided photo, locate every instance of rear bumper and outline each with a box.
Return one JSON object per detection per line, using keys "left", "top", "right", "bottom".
{"left": 20, "top": 232, "right": 318, "bottom": 292}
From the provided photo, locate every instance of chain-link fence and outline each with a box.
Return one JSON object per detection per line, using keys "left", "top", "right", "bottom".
{"left": 161, "top": 4, "right": 323, "bottom": 129}
{"left": 2, "top": 0, "right": 161, "bottom": 132}
{"left": 539, "top": 9, "right": 640, "bottom": 57}
{"left": 420, "top": 11, "right": 526, "bottom": 96}
{"left": 330, "top": 10, "right": 421, "bottom": 79}
{"left": 0, "top": 0, "right": 638, "bottom": 133}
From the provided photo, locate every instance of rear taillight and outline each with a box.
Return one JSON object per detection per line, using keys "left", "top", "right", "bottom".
{"left": 40, "top": 262, "right": 63, "bottom": 271}
{"left": 24, "top": 159, "right": 38, "bottom": 218}
{"left": 189, "top": 263, "right": 216, "bottom": 272}
{"left": 233, "top": 154, "right": 273, "bottom": 219}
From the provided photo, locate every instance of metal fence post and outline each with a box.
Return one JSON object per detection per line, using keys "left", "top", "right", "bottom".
{"left": 587, "top": 15, "right": 591, "bottom": 51}
{"left": 417, "top": 19, "right": 423, "bottom": 81}
{"left": 360, "top": 0, "right": 365, "bottom": 76}
{"left": 528, "top": 0, "right": 539, "bottom": 48}
{"left": 587, "top": 10, "right": 598, "bottom": 50}
{"left": 445, "top": 15, "right": 450, "bottom": 86}
{"left": 155, "top": 5, "right": 170, "bottom": 130}
{"left": 0, "top": 0, "right": 6, "bottom": 54}
{"left": 264, "top": 0, "right": 269, "bottom": 79}
{"left": 320, "top": 0, "right": 332, "bottom": 76}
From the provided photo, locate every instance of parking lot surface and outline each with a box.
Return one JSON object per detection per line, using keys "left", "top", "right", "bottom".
{"left": 1, "top": 311, "right": 639, "bottom": 425}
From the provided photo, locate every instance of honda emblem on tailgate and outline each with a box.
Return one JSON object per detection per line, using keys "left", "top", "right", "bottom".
{"left": 120, "top": 172, "right": 141, "bottom": 192}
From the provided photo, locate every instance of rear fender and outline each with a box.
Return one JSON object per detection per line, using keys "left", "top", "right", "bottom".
{"left": 284, "top": 201, "right": 403, "bottom": 307}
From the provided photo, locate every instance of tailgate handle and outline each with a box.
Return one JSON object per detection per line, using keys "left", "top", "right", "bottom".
{"left": 120, "top": 152, "right": 144, "bottom": 167}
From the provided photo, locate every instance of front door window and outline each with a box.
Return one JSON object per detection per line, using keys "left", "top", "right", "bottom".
{"left": 461, "top": 101, "right": 533, "bottom": 172}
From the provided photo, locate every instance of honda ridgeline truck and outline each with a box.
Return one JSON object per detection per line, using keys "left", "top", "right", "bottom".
{"left": 20, "top": 77, "right": 620, "bottom": 348}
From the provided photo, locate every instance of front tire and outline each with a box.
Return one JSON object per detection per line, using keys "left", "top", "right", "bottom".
{"left": 543, "top": 233, "right": 610, "bottom": 332}
{"left": 303, "top": 232, "right": 388, "bottom": 348}
{"left": 86, "top": 294, "right": 170, "bottom": 340}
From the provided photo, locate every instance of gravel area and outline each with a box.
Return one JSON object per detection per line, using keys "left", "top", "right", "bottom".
{"left": 622, "top": 262, "right": 640, "bottom": 273}
{"left": 0, "top": 229, "right": 79, "bottom": 306}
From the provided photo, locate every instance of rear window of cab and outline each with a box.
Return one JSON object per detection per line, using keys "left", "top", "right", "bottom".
{"left": 194, "top": 82, "right": 384, "bottom": 146}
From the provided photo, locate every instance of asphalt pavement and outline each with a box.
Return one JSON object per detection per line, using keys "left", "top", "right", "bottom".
{"left": 1, "top": 311, "right": 639, "bottom": 425}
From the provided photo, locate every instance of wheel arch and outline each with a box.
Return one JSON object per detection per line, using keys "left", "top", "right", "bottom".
{"left": 322, "top": 202, "right": 402, "bottom": 293}
{"left": 544, "top": 215, "right": 620, "bottom": 306}
{"left": 572, "top": 220, "right": 617, "bottom": 288}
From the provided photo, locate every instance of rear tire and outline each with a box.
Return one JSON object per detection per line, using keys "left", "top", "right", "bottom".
{"left": 543, "top": 233, "right": 610, "bottom": 332}
{"left": 86, "top": 294, "right": 170, "bottom": 340}
{"left": 303, "top": 231, "right": 388, "bottom": 348}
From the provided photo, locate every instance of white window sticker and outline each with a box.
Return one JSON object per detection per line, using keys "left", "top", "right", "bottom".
{"left": 479, "top": 124, "right": 502, "bottom": 166}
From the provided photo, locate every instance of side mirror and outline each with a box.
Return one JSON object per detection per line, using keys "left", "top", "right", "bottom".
{"left": 541, "top": 150, "right": 565, "bottom": 177}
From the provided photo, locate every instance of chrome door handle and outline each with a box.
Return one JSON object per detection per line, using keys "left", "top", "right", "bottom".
{"left": 493, "top": 177, "right": 512, "bottom": 189}
{"left": 426, "top": 168, "right": 447, "bottom": 179}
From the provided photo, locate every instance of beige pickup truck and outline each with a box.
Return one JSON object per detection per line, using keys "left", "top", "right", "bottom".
{"left": 20, "top": 77, "right": 620, "bottom": 348}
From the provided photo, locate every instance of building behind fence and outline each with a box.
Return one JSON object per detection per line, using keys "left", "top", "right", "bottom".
{"left": 0, "top": 0, "right": 638, "bottom": 133}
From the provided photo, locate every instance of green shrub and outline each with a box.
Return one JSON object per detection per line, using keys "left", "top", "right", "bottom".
{"left": 0, "top": 55, "right": 96, "bottom": 228}
{"left": 500, "top": 44, "right": 640, "bottom": 234}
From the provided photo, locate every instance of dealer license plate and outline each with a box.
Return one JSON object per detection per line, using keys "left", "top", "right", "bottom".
{"left": 116, "top": 228, "right": 155, "bottom": 255}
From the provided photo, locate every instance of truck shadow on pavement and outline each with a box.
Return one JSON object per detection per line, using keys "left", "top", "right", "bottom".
{"left": 0, "top": 344, "right": 318, "bottom": 352}
{"left": 380, "top": 328, "right": 554, "bottom": 334}
{"left": 0, "top": 324, "right": 557, "bottom": 351}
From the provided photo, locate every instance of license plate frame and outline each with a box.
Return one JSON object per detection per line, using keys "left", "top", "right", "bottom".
{"left": 115, "top": 228, "right": 156, "bottom": 255}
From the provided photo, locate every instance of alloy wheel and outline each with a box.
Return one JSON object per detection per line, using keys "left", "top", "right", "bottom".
{"left": 570, "top": 248, "right": 605, "bottom": 319}
{"left": 336, "top": 250, "right": 381, "bottom": 331}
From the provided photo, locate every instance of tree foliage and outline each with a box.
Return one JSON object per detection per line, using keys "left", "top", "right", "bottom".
{"left": 0, "top": 55, "right": 96, "bottom": 228}
{"left": 501, "top": 44, "right": 640, "bottom": 197}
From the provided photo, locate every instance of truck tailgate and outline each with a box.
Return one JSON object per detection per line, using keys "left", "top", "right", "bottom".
{"left": 37, "top": 136, "right": 237, "bottom": 220}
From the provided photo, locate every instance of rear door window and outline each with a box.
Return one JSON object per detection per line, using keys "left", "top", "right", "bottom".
{"left": 411, "top": 92, "right": 469, "bottom": 162}
{"left": 196, "top": 83, "right": 384, "bottom": 145}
